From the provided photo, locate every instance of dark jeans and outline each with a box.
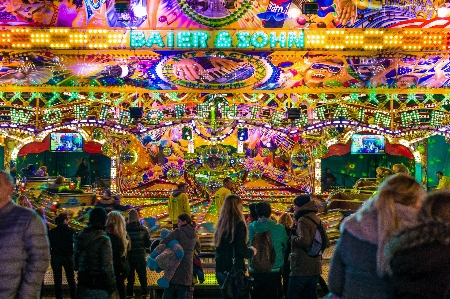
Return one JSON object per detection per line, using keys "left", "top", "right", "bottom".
{"left": 51, "top": 255, "right": 76, "bottom": 299}
{"left": 115, "top": 271, "right": 126, "bottom": 299}
{"left": 162, "top": 283, "right": 188, "bottom": 299}
{"left": 216, "top": 271, "right": 231, "bottom": 299}
{"left": 287, "top": 275, "right": 319, "bottom": 299}
{"left": 126, "top": 257, "right": 148, "bottom": 296}
{"left": 282, "top": 263, "right": 290, "bottom": 299}
{"left": 251, "top": 271, "right": 282, "bottom": 299}
{"left": 77, "top": 286, "right": 111, "bottom": 299}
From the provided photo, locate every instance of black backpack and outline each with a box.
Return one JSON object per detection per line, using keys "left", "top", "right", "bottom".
{"left": 303, "top": 215, "right": 329, "bottom": 257}
{"left": 252, "top": 225, "right": 276, "bottom": 273}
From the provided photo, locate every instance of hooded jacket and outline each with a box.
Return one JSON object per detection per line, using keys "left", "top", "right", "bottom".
{"left": 248, "top": 218, "right": 288, "bottom": 272}
{"left": 167, "top": 190, "right": 190, "bottom": 223}
{"left": 386, "top": 222, "right": 450, "bottom": 299}
{"left": 328, "top": 204, "right": 419, "bottom": 299}
{"left": 74, "top": 227, "right": 116, "bottom": 292}
{"left": 160, "top": 224, "right": 201, "bottom": 286}
{"left": 290, "top": 200, "right": 322, "bottom": 276}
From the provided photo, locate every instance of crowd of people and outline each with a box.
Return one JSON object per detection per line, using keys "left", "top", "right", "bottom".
{"left": 2, "top": 169, "right": 450, "bottom": 299}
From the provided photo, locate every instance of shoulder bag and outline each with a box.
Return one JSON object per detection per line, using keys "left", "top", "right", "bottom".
{"left": 220, "top": 243, "right": 253, "bottom": 299}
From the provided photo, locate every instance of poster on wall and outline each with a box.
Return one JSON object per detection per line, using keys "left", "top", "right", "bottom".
{"left": 0, "top": 0, "right": 447, "bottom": 29}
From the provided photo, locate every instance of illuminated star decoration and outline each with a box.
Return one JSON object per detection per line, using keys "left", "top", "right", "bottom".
{"left": 343, "top": 162, "right": 356, "bottom": 173}
{"left": 75, "top": 157, "right": 83, "bottom": 166}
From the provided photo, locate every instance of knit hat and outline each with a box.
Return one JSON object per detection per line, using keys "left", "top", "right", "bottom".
{"left": 294, "top": 195, "right": 311, "bottom": 208}
{"left": 128, "top": 209, "right": 139, "bottom": 222}
{"left": 89, "top": 207, "right": 107, "bottom": 227}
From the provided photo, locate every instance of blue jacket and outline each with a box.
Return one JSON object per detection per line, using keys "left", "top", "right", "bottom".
{"left": 0, "top": 201, "right": 50, "bottom": 299}
{"left": 248, "top": 218, "right": 288, "bottom": 272}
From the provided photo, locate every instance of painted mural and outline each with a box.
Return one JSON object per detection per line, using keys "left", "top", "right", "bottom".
{"left": 1, "top": 51, "right": 450, "bottom": 90}
{"left": 0, "top": 0, "right": 448, "bottom": 29}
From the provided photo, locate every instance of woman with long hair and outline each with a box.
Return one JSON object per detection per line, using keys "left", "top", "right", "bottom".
{"left": 106, "top": 211, "right": 131, "bottom": 299}
{"left": 386, "top": 190, "right": 450, "bottom": 298}
{"left": 328, "top": 173, "right": 425, "bottom": 299}
{"left": 215, "top": 194, "right": 257, "bottom": 299}
{"left": 159, "top": 213, "right": 200, "bottom": 299}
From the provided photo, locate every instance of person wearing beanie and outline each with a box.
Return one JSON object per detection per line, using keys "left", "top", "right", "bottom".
{"left": 288, "top": 194, "right": 325, "bottom": 299}
{"left": 74, "top": 207, "right": 116, "bottom": 298}
{"left": 126, "top": 209, "right": 151, "bottom": 299}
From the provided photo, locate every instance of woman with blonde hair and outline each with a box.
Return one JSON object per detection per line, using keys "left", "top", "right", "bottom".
{"left": 328, "top": 173, "right": 425, "bottom": 299}
{"left": 215, "top": 194, "right": 257, "bottom": 299}
{"left": 17, "top": 194, "right": 33, "bottom": 209}
{"left": 106, "top": 211, "right": 131, "bottom": 299}
{"left": 386, "top": 190, "right": 450, "bottom": 299}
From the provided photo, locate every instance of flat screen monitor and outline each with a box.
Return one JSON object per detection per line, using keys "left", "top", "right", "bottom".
{"left": 50, "top": 132, "right": 83, "bottom": 152}
{"left": 351, "top": 134, "right": 385, "bottom": 154}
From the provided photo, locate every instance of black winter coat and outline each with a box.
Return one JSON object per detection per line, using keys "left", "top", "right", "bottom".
{"left": 215, "top": 220, "right": 254, "bottom": 273}
{"left": 108, "top": 233, "right": 129, "bottom": 277}
{"left": 74, "top": 227, "right": 116, "bottom": 292}
{"left": 386, "top": 222, "right": 450, "bottom": 299}
{"left": 126, "top": 221, "right": 151, "bottom": 260}
{"left": 49, "top": 224, "right": 76, "bottom": 256}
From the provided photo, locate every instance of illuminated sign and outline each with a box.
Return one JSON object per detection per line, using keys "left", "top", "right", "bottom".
{"left": 0, "top": 28, "right": 447, "bottom": 51}
{"left": 130, "top": 30, "right": 304, "bottom": 50}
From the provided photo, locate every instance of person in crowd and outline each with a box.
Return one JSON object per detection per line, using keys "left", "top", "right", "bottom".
{"left": 311, "top": 194, "right": 328, "bottom": 214}
{"left": 21, "top": 163, "right": 36, "bottom": 177}
{"left": 435, "top": 171, "right": 450, "bottom": 190}
{"left": 248, "top": 202, "right": 288, "bottom": 299}
{"left": 386, "top": 190, "right": 450, "bottom": 299}
{"left": 214, "top": 177, "right": 233, "bottom": 214}
{"left": 246, "top": 202, "right": 258, "bottom": 225}
{"left": 96, "top": 189, "right": 131, "bottom": 213}
{"left": 215, "top": 194, "right": 257, "bottom": 299}
{"left": 17, "top": 194, "right": 33, "bottom": 208}
{"left": 76, "top": 158, "right": 90, "bottom": 185}
{"left": 392, "top": 164, "right": 410, "bottom": 175}
{"left": 167, "top": 183, "right": 190, "bottom": 229}
{"left": 328, "top": 173, "right": 425, "bottom": 299}
{"left": 0, "top": 170, "right": 50, "bottom": 298}
{"left": 278, "top": 212, "right": 295, "bottom": 299}
{"left": 160, "top": 213, "right": 201, "bottom": 299}
{"left": 36, "top": 166, "right": 48, "bottom": 177}
{"left": 288, "top": 194, "right": 326, "bottom": 299}
{"left": 48, "top": 212, "right": 77, "bottom": 299}
{"left": 310, "top": 194, "right": 330, "bottom": 294}
{"left": 49, "top": 175, "right": 66, "bottom": 190}
{"left": 74, "top": 207, "right": 116, "bottom": 298}
{"left": 34, "top": 206, "right": 49, "bottom": 299}
{"left": 106, "top": 211, "right": 131, "bottom": 299}
{"left": 376, "top": 167, "right": 394, "bottom": 185}
{"left": 321, "top": 168, "right": 337, "bottom": 191}
{"left": 126, "top": 209, "right": 151, "bottom": 299}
